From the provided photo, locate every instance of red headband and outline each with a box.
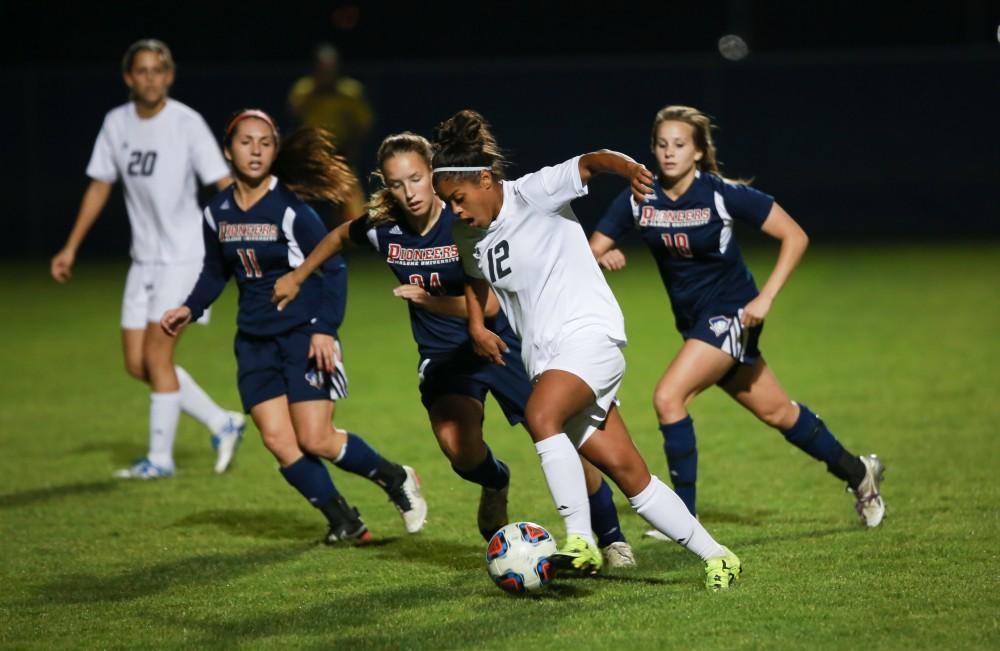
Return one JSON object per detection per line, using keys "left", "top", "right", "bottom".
{"left": 225, "top": 109, "right": 278, "bottom": 139}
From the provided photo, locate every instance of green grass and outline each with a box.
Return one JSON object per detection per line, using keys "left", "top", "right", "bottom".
{"left": 1, "top": 242, "right": 998, "bottom": 650}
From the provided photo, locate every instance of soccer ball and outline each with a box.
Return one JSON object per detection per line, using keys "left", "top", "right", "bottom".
{"left": 485, "top": 522, "right": 557, "bottom": 595}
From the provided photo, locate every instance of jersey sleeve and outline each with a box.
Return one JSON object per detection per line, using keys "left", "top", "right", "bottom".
{"left": 85, "top": 117, "right": 118, "bottom": 183}
{"left": 594, "top": 188, "right": 636, "bottom": 241}
{"left": 516, "top": 155, "right": 588, "bottom": 213}
{"left": 719, "top": 180, "right": 775, "bottom": 228}
{"left": 347, "top": 215, "right": 379, "bottom": 251}
{"left": 184, "top": 207, "right": 231, "bottom": 320}
{"left": 187, "top": 114, "right": 230, "bottom": 186}
{"left": 451, "top": 221, "right": 486, "bottom": 280}
{"left": 289, "top": 205, "right": 342, "bottom": 336}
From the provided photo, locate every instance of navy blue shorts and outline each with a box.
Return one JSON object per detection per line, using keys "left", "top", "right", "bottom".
{"left": 417, "top": 342, "right": 531, "bottom": 425}
{"left": 234, "top": 327, "right": 348, "bottom": 412}
{"left": 682, "top": 302, "right": 764, "bottom": 370}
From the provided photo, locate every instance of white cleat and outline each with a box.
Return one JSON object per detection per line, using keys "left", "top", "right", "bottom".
{"left": 388, "top": 465, "right": 427, "bottom": 534}
{"left": 851, "top": 454, "right": 886, "bottom": 527}
{"left": 113, "top": 458, "right": 175, "bottom": 479}
{"left": 602, "top": 541, "right": 637, "bottom": 568}
{"left": 643, "top": 529, "right": 672, "bottom": 542}
{"left": 212, "top": 412, "right": 246, "bottom": 474}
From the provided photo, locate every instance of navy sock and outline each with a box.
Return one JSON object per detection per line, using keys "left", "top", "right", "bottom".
{"left": 279, "top": 454, "right": 340, "bottom": 509}
{"left": 335, "top": 432, "right": 405, "bottom": 490}
{"left": 782, "top": 403, "right": 864, "bottom": 486}
{"left": 453, "top": 445, "right": 510, "bottom": 491}
{"left": 660, "top": 416, "right": 698, "bottom": 516}
{"left": 589, "top": 480, "right": 626, "bottom": 547}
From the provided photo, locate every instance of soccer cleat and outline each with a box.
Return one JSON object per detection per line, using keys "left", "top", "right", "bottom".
{"left": 549, "top": 534, "right": 603, "bottom": 576}
{"left": 850, "top": 454, "right": 886, "bottom": 528}
{"left": 643, "top": 529, "right": 672, "bottom": 542}
{"left": 704, "top": 546, "right": 741, "bottom": 591}
{"left": 386, "top": 465, "right": 427, "bottom": 534}
{"left": 211, "top": 412, "right": 246, "bottom": 474}
{"left": 321, "top": 496, "right": 372, "bottom": 545}
{"left": 601, "top": 541, "right": 637, "bottom": 568}
{"left": 113, "top": 458, "right": 175, "bottom": 480}
{"left": 478, "top": 484, "right": 510, "bottom": 542}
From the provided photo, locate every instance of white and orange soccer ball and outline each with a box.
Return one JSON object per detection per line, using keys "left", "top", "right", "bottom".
{"left": 485, "top": 522, "right": 557, "bottom": 595}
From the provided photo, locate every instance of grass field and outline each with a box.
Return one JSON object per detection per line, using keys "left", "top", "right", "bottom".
{"left": 2, "top": 243, "right": 998, "bottom": 650}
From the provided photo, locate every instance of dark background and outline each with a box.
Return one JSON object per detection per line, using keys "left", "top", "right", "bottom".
{"left": 3, "top": 1, "right": 999, "bottom": 258}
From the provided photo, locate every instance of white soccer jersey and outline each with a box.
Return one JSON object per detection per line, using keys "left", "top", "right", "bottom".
{"left": 453, "top": 156, "right": 627, "bottom": 378}
{"left": 86, "top": 99, "right": 229, "bottom": 263}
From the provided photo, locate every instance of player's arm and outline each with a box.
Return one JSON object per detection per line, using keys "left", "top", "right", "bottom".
{"left": 393, "top": 284, "right": 500, "bottom": 318}
{"left": 740, "top": 202, "right": 809, "bottom": 327}
{"left": 272, "top": 220, "right": 354, "bottom": 311}
{"left": 51, "top": 179, "right": 113, "bottom": 282}
{"left": 465, "top": 277, "right": 507, "bottom": 365}
{"left": 163, "top": 218, "right": 231, "bottom": 336}
{"left": 589, "top": 232, "right": 627, "bottom": 271}
{"left": 578, "top": 150, "right": 654, "bottom": 204}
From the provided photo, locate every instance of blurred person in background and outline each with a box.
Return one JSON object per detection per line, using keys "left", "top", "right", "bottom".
{"left": 51, "top": 39, "right": 245, "bottom": 480}
{"left": 288, "top": 42, "right": 373, "bottom": 221}
{"left": 589, "top": 105, "right": 885, "bottom": 530}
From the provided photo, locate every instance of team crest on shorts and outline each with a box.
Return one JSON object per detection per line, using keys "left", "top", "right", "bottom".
{"left": 708, "top": 316, "right": 732, "bottom": 338}
{"left": 304, "top": 369, "right": 327, "bottom": 390}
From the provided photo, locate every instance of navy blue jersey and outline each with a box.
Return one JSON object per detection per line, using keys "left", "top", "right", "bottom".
{"left": 595, "top": 171, "right": 774, "bottom": 331}
{"left": 348, "top": 206, "right": 517, "bottom": 359}
{"left": 185, "top": 176, "right": 347, "bottom": 337}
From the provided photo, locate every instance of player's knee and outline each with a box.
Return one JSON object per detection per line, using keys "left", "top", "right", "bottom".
{"left": 260, "top": 428, "right": 297, "bottom": 461}
{"left": 295, "top": 429, "right": 327, "bottom": 458}
{"left": 757, "top": 401, "right": 796, "bottom": 430}
{"left": 123, "top": 358, "right": 147, "bottom": 381}
{"left": 524, "top": 405, "right": 563, "bottom": 439}
{"left": 652, "top": 387, "right": 686, "bottom": 422}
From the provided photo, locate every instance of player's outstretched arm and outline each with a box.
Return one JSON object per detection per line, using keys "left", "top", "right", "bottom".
{"left": 273, "top": 220, "right": 354, "bottom": 311}
{"left": 465, "top": 278, "right": 507, "bottom": 365}
{"left": 51, "top": 180, "right": 113, "bottom": 283}
{"left": 578, "top": 150, "right": 654, "bottom": 204}
{"left": 589, "top": 232, "right": 627, "bottom": 271}
{"left": 392, "top": 284, "right": 500, "bottom": 318}
{"left": 740, "top": 202, "right": 809, "bottom": 327}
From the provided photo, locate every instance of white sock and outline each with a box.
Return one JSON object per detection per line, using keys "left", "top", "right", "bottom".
{"left": 176, "top": 366, "right": 230, "bottom": 433}
{"left": 148, "top": 391, "right": 181, "bottom": 469}
{"left": 628, "top": 475, "right": 726, "bottom": 561}
{"left": 534, "top": 434, "right": 594, "bottom": 545}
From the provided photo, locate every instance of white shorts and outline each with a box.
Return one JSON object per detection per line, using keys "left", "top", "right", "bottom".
{"left": 121, "top": 260, "right": 209, "bottom": 330}
{"left": 533, "top": 327, "right": 626, "bottom": 448}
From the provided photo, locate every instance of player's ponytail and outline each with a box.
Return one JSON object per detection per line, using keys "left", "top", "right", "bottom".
{"left": 273, "top": 127, "right": 359, "bottom": 206}
{"left": 431, "top": 110, "right": 507, "bottom": 187}
{"left": 367, "top": 132, "right": 434, "bottom": 225}
{"left": 651, "top": 105, "right": 751, "bottom": 185}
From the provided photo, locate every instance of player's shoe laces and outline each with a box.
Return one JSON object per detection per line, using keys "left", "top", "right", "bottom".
{"left": 704, "top": 546, "right": 741, "bottom": 591}
{"left": 549, "top": 534, "right": 603, "bottom": 576}
{"left": 386, "top": 465, "right": 427, "bottom": 534}
{"left": 601, "top": 541, "right": 637, "bottom": 568}
{"left": 478, "top": 484, "right": 509, "bottom": 542}
{"left": 850, "top": 454, "right": 886, "bottom": 528}
{"left": 322, "top": 496, "right": 371, "bottom": 545}
{"left": 113, "top": 458, "right": 175, "bottom": 480}
{"left": 211, "top": 412, "right": 246, "bottom": 474}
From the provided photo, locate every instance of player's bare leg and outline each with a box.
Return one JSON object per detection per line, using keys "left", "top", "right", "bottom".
{"left": 430, "top": 395, "right": 510, "bottom": 540}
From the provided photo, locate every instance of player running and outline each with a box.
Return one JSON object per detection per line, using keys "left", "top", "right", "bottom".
{"left": 161, "top": 110, "right": 427, "bottom": 543}
{"left": 589, "top": 105, "right": 885, "bottom": 528}
{"left": 433, "top": 110, "right": 741, "bottom": 590}
{"left": 51, "top": 39, "right": 244, "bottom": 479}
{"left": 271, "top": 132, "right": 636, "bottom": 567}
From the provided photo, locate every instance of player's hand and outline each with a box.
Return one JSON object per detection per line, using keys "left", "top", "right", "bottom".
{"left": 272, "top": 272, "right": 302, "bottom": 311}
{"left": 392, "top": 284, "right": 430, "bottom": 306}
{"left": 309, "top": 334, "right": 337, "bottom": 373}
{"left": 598, "top": 249, "right": 627, "bottom": 271}
{"left": 740, "top": 295, "right": 772, "bottom": 327}
{"left": 51, "top": 247, "right": 76, "bottom": 283}
{"left": 629, "top": 163, "right": 655, "bottom": 204}
{"left": 469, "top": 324, "right": 508, "bottom": 366}
{"left": 161, "top": 306, "right": 193, "bottom": 337}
